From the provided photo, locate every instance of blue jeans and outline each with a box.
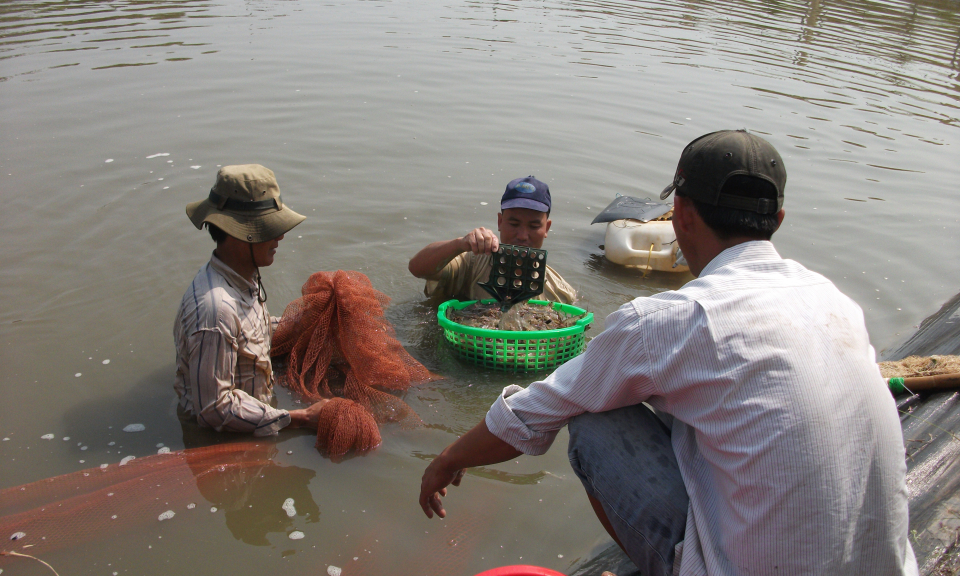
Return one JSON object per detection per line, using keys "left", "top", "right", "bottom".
{"left": 568, "top": 404, "right": 688, "bottom": 576}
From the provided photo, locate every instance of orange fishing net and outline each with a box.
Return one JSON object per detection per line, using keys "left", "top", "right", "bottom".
{"left": 272, "top": 270, "right": 437, "bottom": 458}
{"left": 0, "top": 442, "right": 274, "bottom": 560}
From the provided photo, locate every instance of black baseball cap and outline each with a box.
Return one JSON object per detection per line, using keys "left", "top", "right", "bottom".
{"left": 660, "top": 130, "right": 786, "bottom": 215}
{"left": 501, "top": 176, "right": 551, "bottom": 213}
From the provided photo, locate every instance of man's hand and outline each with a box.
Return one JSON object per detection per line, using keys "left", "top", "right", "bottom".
{"left": 419, "top": 457, "right": 466, "bottom": 519}
{"left": 460, "top": 227, "right": 500, "bottom": 255}
{"left": 288, "top": 399, "right": 329, "bottom": 430}
{"left": 417, "top": 420, "right": 522, "bottom": 519}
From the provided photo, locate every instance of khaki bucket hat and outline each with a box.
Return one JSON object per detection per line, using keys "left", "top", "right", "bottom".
{"left": 186, "top": 164, "right": 306, "bottom": 243}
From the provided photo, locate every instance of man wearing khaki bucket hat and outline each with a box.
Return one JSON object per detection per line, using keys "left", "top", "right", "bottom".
{"left": 174, "top": 164, "right": 327, "bottom": 435}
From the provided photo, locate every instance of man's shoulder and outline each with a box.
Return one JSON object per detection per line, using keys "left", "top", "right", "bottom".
{"left": 177, "top": 263, "right": 245, "bottom": 332}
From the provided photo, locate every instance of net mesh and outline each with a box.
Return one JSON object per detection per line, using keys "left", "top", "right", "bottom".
{"left": 272, "top": 270, "right": 437, "bottom": 458}
{"left": 0, "top": 442, "right": 273, "bottom": 559}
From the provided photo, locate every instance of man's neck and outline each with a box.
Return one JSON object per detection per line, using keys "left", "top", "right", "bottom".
{"left": 215, "top": 242, "right": 258, "bottom": 283}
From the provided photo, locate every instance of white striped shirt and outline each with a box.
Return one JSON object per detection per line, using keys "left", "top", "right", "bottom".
{"left": 487, "top": 241, "right": 917, "bottom": 576}
{"left": 174, "top": 253, "right": 291, "bottom": 436}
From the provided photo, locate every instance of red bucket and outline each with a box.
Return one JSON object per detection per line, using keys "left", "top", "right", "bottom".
{"left": 474, "top": 566, "right": 567, "bottom": 576}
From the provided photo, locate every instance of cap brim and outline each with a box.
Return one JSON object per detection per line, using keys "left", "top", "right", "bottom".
{"left": 501, "top": 198, "right": 550, "bottom": 212}
{"left": 660, "top": 183, "right": 676, "bottom": 201}
{"left": 186, "top": 199, "right": 305, "bottom": 243}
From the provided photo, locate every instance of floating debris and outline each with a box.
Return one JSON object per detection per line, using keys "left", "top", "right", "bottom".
{"left": 327, "top": 566, "right": 342, "bottom": 576}
{"left": 282, "top": 498, "right": 296, "bottom": 517}
{"left": 146, "top": 153, "right": 170, "bottom": 159}
{"left": 123, "top": 424, "right": 145, "bottom": 432}
{"left": 447, "top": 301, "right": 586, "bottom": 331}
{"left": 75, "top": 373, "right": 81, "bottom": 378}
{"left": 63, "top": 437, "right": 70, "bottom": 441}
{"left": 288, "top": 531, "right": 305, "bottom": 540}
{"left": 187, "top": 503, "right": 196, "bottom": 510}
{"left": 10, "top": 531, "right": 26, "bottom": 540}
{"left": 102, "top": 359, "right": 110, "bottom": 365}
{"left": 40, "top": 434, "right": 54, "bottom": 440}
{"left": 158, "top": 510, "right": 175, "bottom": 522}
{"left": 100, "top": 464, "right": 109, "bottom": 470}
{"left": 210, "top": 506, "right": 218, "bottom": 513}
{"left": 119, "top": 456, "right": 136, "bottom": 466}
{"left": 157, "top": 447, "right": 171, "bottom": 454}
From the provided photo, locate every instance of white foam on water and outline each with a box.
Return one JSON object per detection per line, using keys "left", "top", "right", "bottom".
{"left": 74, "top": 373, "right": 81, "bottom": 377}
{"left": 108, "top": 441, "right": 115, "bottom": 446}
{"left": 10, "top": 532, "right": 26, "bottom": 541}
{"left": 123, "top": 423, "right": 145, "bottom": 432}
{"left": 111, "top": 515, "right": 117, "bottom": 520}
{"left": 79, "top": 460, "right": 85, "bottom": 463}
{"left": 481, "top": 202, "right": 488, "bottom": 205}
{"left": 2, "top": 438, "right": 8, "bottom": 441}
{"left": 158, "top": 510, "right": 175, "bottom": 522}
{"left": 190, "top": 165, "right": 201, "bottom": 169}
{"left": 41, "top": 434, "right": 54, "bottom": 440}
{"left": 288, "top": 531, "right": 305, "bottom": 540}
{"left": 119, "top": 455, "right": 136, "bottom": 466}
{"left": 63, "top": 437, "right": 70, "bottom": 441}
{"left": 100, "top": 464, "right": 109, "bottom": 469}
{"left": 327, "top": 566, "right": 342, "bottom": 576}
{"left": 102, "top": 359, "right": 110, "bottom": 365}
{"left": 282, "top": 498, "right": 296, "bottom": 517}
{"left": 186, "top": 503, "right": 196, "bottom": 510}
{"left": 157, "top": 447, "right": 171, "bottom": 454}
{"left": 81, "top": 446, "right": 88, "bottom": 451}
{"left": 146, "top": 153, "right": 170, "bottom": 159}
{"left": 210, "top": 506, "right": 218, "bottom": 513}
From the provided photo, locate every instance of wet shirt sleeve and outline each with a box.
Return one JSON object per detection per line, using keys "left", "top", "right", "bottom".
{"left": 485, "top": 304, "right": 655, "bottom": 454}
{"left": 185, "top": 326, "right": 291, "bottom": 436}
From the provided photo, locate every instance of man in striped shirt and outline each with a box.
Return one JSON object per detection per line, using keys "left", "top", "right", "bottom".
{"left": 174, "top": 165, "right": 327, "bottom": 436}
{"left": 419, "top": 132, "right": 917, "bottom": 575}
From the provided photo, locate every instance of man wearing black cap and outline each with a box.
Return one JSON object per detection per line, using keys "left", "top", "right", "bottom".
{"left": 174, "top": 164, "right": 327, "bottom": 436}
{"left": 419, "top": 132, "right": 916, "bottom": 575}
{"left": 408, "top": 176, "right": 576, "bottom": 304}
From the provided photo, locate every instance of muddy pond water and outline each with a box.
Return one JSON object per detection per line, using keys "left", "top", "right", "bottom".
{"left": 1, "top": 0, "right": 958, "bottom": 574}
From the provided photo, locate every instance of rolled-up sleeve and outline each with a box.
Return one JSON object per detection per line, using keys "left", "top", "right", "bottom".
{"left": 187, "top": 327, "right": 291, "bottom": 436}
{"left": 485, "top": 304, "right": 655, "bottom": 454}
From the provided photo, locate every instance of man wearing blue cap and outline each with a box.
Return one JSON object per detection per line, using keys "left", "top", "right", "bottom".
{"left": 408, "top": 176, "right": 576, "bottom": 304}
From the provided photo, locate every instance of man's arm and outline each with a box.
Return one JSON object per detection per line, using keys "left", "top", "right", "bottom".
{"left": 419, "top": 419, "right": 522, "bottom": 519}
{"left": 408, "top": 227, "right": 499, "bottom": 279}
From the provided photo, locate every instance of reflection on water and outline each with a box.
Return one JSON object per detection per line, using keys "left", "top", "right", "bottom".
{"left": 1, "top": 0, "right": 958, "bottom": 574}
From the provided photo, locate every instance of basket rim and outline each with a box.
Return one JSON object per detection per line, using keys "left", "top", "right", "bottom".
{"left": 437, "top": 299, "right": 593, "bottom": 339}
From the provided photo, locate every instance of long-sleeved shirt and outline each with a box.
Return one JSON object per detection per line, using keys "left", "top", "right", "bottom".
{"left": 424, "top": 251, "right": 577, "bottom": 304}
{"left": 174, "top": 253, "right": 291, "bottom": 436}
{"left": 486, "top": 241, "right": 917, "bottom": 576}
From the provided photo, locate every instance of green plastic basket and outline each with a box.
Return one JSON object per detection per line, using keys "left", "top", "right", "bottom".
{"left": 437, "top": 299, "right": 594, "bottom": 372}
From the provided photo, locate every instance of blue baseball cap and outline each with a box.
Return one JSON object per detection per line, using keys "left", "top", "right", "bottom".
{"left": 500, "top": 176, "right": 551, "bottom": 213}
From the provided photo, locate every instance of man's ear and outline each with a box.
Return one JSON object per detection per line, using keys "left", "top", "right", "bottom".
{"left": 774, "top": 209, "right": 785, "bottom": 232}
{"left": 672, "top": 195, "right": 695, "bottom": 235}
{"left": 544, "top": 217, "right": 551, "bottom": 236}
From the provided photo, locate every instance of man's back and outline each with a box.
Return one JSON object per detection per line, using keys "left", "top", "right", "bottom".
{"left": 634, "top": 241, "right": 914, "bottom": 574}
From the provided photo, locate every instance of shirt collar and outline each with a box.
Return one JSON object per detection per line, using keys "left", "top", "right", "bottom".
{"left": 698, "top": 240, "right": 782, "bottom": 277}
{"left": 208, "top": 251, "right": 258, "bottom": 293}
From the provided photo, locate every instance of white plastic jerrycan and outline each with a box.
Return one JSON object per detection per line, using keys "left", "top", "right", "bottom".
{"left": 603, "top": 219, "right": 689, "bottom": 272}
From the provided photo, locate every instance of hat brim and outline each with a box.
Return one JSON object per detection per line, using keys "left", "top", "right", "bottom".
{"left": 186, "top": 198, "right": 305, "bottom": 243}
{"left": 501, "top": 198, "right": 550, "bottom": 212}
